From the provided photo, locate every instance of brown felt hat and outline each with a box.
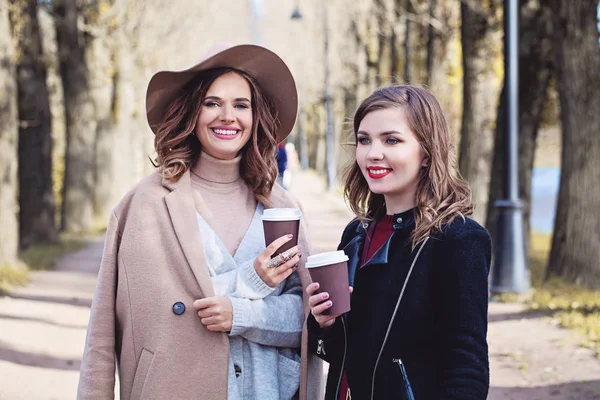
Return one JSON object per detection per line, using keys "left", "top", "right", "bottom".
{"left": 145, "top": 44, "right": 298, "bottom": 143}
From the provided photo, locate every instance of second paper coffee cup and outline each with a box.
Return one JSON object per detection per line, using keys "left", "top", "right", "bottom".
{"left": 306, "top": 251, "right": 351, "bottom": 315}
{"left": 262, "top": 208, "right": 302, "bottom": 257}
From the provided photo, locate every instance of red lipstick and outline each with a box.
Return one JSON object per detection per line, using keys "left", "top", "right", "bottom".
{"left": 367, "top": 166, "right": 392, "bottom": 179}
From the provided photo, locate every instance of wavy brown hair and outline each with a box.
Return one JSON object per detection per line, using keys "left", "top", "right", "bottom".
{"left": 343, "top": 85, "right": 473, "bottom": 248}
{"left": 153, "top": 68, "right": 279, "bottom": 206}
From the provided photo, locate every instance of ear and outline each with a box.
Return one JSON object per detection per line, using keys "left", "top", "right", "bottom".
{"left": 421, "top": 157, "right": 429, "bottom": 168}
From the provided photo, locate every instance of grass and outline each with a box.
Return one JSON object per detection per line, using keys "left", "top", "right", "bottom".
{"left": 504, "top": 231, "right": 600, "bottom": 357}
{"left": 0, "top": 233, "right": 89, "bottom": 295}
{"left": 0, "top": 212, "right": 107, "bottom": 294}
{"left": 19, "top": 233, "right": 88, "bottom": 271}
{"left": 0, "top": 263, "right": 29, "bottom": 293}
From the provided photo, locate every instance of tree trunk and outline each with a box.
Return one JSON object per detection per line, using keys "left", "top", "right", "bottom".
{"left": 0, "top": 0, "right": 19, "bottom": 264}
{"left": 54, "top": 0, "right": 96, "bottom": 233}
{"left": 374, "top": 0, "right": 389, "bottom": 86}
{"left": 9, "top": 0, "right": 58, "bottom": 249}
{"left": 546, "top": 0, "right": 600, "bottom": 287}
{"left": 390, "top": 0, "right": 400, "bottom": 81}
{"left": 84, "top": 0, "right": 117, "bottom": 220}
{"left": 402, "top": 0, "right": 412, "bottom": 83}
{"left": 86, "top": 0, "right": 143, "bottom": 219}
{"left": 113, "top": 20, "right": 137, "bottom": 203}
{"left": 425, "top": 0, "right": 437, "bottom": 86}
{"left": 459, "top": 1, "right": 500, "bottom": 224}
{"left": 486, "top": 0, "right": 554, "bottom": 253}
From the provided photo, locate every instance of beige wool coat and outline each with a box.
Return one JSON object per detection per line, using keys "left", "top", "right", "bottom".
{"left": 77, "top": 170, "right": 324, "bottom": 400}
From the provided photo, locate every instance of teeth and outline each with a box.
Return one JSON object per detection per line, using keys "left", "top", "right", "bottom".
{"left": 370, "top": 169, "right": 390, "bottom": 175}
{"left": 213, "top": 129, "right": 238, "bottom": 135}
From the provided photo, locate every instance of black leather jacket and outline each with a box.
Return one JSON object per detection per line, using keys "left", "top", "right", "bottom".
{"left": 307, "top": 208, "right": 492, "bottom": 400}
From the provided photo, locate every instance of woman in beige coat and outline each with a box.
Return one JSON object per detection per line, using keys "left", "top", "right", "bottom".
{"left": 77, "top": 44, "right": 323, "bottom": 400}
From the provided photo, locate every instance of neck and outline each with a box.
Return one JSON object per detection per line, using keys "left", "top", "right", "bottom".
{"left": 190, "top": 151, "right": 241, "bottom": 184}
{"left": 384, "top": 191, "right": 416, "bottom": 215}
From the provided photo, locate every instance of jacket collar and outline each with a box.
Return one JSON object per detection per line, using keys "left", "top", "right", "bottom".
{"left": 391, "top": 208, "right": 416, "bottom": 230}
{"left": 342, "top": 208, "right": 416, "bottom": 279}
{"left": 360, "top": 207, "right": 416, "bottom": 232}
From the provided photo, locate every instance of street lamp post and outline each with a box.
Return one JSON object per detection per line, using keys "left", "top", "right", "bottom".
{"left": 490, "top": 0, "right": 529, "bottom": 294}
{"left": 291, "top": 2, "right": 336, "bottom": 187}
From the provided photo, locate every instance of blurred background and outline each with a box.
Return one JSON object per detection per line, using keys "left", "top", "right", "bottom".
{"left": 0, "top": 0, "right": 599, "bottom": 399}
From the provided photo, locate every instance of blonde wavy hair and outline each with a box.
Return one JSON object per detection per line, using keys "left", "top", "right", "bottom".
{"left": 153, "top": 68, "right": 279, "bottom": 206}
{"left": 343, "top": 85, "right": 473, "bottom": 248}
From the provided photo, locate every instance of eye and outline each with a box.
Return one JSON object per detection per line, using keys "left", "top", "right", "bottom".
{"left": 234, "top": 103, "right": 250, "bottom": 109}
{"left": 357, "top": 137, "right": 370, "bottom": 145}
{"left": 204, "top": 101, "right": 219, "bottom": 107}
{"left": 386, "top": 137, "right": 401, "bottom": 145}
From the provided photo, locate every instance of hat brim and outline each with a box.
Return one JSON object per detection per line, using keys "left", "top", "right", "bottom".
{"left": 146, "top": 44, "right": 298, "bottom": 144}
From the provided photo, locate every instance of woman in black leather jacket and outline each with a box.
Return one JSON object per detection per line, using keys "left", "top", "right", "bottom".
{"left": 306, "top": 85, "right": 491, "bottom": 400}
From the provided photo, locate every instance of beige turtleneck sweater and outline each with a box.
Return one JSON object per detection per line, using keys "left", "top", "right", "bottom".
{"left": 190, "top": 152, "right": 257, "bottom": 256}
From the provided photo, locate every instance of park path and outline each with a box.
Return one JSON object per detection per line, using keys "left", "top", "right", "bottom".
{"left": 1, "top": 165, "right": 599, "bottom": 399}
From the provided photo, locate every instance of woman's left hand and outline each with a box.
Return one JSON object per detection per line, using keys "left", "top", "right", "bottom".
{"left": 193, "top": 296, "right": 233, "bottom": 332}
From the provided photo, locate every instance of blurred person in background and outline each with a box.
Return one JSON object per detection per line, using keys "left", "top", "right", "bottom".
{"left": 306, "top": 85, "right": 491, "bottom": 400}
{"left": 77, "top": 44, "right": 323, "bottom": 400}
{"left": 276, "top": 142, "right": 288, "bottom": 189}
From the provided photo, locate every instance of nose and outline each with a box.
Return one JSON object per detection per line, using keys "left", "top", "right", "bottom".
{"left": 219, "top": 104, "right": 235, "bottom": 123}
{"left": 366, "top": 141, "right": 384, "bottom": 161}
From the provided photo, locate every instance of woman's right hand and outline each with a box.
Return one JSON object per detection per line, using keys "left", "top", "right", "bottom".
{"left": 307, "top": 282, "right": 353, "bottom": 329}
{"left": 254, "top": 234, "right": 301, "bottom": 288}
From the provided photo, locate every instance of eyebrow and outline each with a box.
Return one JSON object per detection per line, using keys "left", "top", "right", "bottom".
{"left": 204, "top": 95, "right": 251, "bottom": 103}
{"left": 356, "top": 130, "right": 403, "bottom": 136}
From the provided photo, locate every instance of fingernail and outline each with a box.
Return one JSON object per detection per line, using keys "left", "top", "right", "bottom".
{"left": 298, "top": 253, "right": 303, "bottom": 258}
{"left": 322, "top": 293, "right": 329, "bottom": 300}
{"left": 293, "top": 265, "right": 298, "bottom": 271}
{"left": 314, "top": 282, "right": 320, "bottom": 289}
{"left": 326, "top": 301, "right": 332, "bottom": 307}
{"left": 286, "top": 234, "right": 293, "bottom": 238}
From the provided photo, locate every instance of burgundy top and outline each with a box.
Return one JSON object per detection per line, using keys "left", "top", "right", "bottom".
{"left": 339, "top": 214, "right": 395, "bottom": 399}
{"left": 361, "top": 214, "right": 395, "bottom": 266}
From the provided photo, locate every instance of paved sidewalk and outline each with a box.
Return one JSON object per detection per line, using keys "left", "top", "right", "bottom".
{"left": 0, "top": 238, "right": 103, "bottom": 400}
{"left": 1, "top": 167, "right": 600, "bottom": 399}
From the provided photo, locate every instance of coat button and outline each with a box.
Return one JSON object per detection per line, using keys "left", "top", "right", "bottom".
{"left": 172, "top": 302, "right": 185, "bottom": 315}
{"left": 234, "top": 364, "right": 242, "bottom": 377}
{"left": 396, "top": 217, "right": 403, "bottom": 224}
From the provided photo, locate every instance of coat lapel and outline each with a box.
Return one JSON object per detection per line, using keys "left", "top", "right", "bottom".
{"left": 342, "top": 235, "right": 364, "bottom": 287}
{"left": 362, "top": 232, "right": 396, "bottom": 268}
{"left": 163, "top": 170, "right": 215, "bottom": 298}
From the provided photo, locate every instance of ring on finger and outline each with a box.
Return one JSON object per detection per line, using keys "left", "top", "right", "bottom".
{"left": 280, "top": 248, "right": 296, "bottom": 262}
{"left": 267, "top": 255, "right": 284, "bottom": 268}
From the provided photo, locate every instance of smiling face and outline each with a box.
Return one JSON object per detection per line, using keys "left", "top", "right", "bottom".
{"left": 355, "top": 107, "right": 426, "bottom": 213}
{"left": 195, "top": 72, "right": 253, "bottom": 160}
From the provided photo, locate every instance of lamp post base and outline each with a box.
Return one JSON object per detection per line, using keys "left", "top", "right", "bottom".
{"left": 490, "top": 199, "right": 530, "bottom": 294}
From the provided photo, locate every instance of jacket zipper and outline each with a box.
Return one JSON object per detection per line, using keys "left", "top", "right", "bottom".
{"left": 369, "top": 237, "right": 429, "bottom": 400}
{"left": 393, "top": 358, "right": 415, "bottom": 400}
{"left": 317, "top": 339, "right": 326, "bottom": 356}
{"left": 334, "top": 316, "right": 348, "bottom": 400}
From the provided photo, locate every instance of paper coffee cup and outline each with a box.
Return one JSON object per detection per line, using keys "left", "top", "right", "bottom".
{"left": 306, "top": 251, "right": 351, "bottom": 315}
{"left": 262, "top": 208, "right": 302, "bottom": 257}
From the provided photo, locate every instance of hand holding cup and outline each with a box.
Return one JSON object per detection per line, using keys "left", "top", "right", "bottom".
{"left": 307, "top": 283, "right": 353, "bottom": 329}
{"left": 254, "top": 234, "right": 301, "bottom": 288}
{"left": 305, "top": 251, "right": 352, "bottom": 328}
